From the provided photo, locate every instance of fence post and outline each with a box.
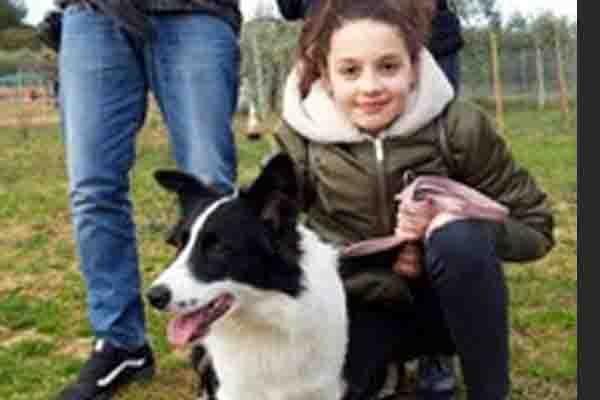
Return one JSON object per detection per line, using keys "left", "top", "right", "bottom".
{"left": 489, "top": 31, "right": 504, "bottom": 134}
{"left": 520, "top": 49, "right": 528, "bottom": 93}
{"left": 246, "top": 102, "right": 261, "bottom": 140}
{"left": 535, "top": 39, "right": 546, "bottom": 110}
{"left": 252, "top": 34, "right": 267, "bottom": 117}
{"left": 554, "top": 23, "right": 571, "bottom": 131}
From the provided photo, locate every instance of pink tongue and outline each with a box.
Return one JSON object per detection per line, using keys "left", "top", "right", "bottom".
{"left": 167, "top": 312, "right": 206, "bottom": 347}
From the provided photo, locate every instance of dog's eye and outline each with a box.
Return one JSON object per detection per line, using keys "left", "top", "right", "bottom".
{"left": 179, "top": 231, "right": 190, "bottom": 247}
{"left": 202, "top": 233, "right": 227, "bottom": 256}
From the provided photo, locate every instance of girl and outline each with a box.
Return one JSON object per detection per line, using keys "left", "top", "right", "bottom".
{"left": 274, "top": 0, "right": 555, "bottom": 399}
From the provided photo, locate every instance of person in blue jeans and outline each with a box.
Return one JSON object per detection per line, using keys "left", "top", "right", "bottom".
{"left": 53, "top": 1, "right": 242, "bottom": 399}
{"left": 276, "top": 0, "right": 464, "bottom": 398}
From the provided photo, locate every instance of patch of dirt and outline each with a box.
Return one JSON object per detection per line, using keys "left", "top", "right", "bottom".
{"left": 0, "top": 269, "right": 70, "bottom": 299}
{"left": 0, "top": 116, "right": 60, "bottom": 127}
{"left": 54, "top": 337, "right": 93, "bottom": 359}
{"left": 0, "top": 269, "right": 39, "bottom": 294}
{"left": 512, "top": 375, "right": 576, "bottom": 400}
{"left": 0, "top": 325, "right": 11, "bottom": 341}
{"left": 0, "top": 328, "right": 51, "bottom": 347}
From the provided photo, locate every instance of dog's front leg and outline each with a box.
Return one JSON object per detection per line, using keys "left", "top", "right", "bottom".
{"left": 191, "top": 346, "right": 219, "bottom": 400}
{"left": 195, "top": 365, "right": 219, "bottom": 400}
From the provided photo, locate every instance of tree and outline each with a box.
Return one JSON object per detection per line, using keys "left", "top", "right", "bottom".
{"left": 502, "top": 12, "right": 534, "bottom": 93}
{"left": 240, "top": 17, "right": 301, "bottom": 116}
{"left": 530, "top": 12, "right": 572, "bottom": 109}
{"left": 0, "top": 25, "right": 41, "bottom": 50}
{"left": 0, "top": 0, "right": 27, "bottom": 30}
{"left": 453, "top": 0, "right": 500, "bottom": 28}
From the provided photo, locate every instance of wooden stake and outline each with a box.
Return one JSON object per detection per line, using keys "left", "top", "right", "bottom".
{"left": 246, "top": 103, "right": 261, "bottom": 140}
{"left": 535, "top": 40, "right": 546, "bottom": 110}
{"left": 554, "top": 24, "right": 571, "bottom": 131}
{"left": 489, "top": 31, "right": 504, "bottom": 134}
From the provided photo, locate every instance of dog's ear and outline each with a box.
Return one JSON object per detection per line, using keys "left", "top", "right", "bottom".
{"left": 154, "top": 170, "right": 219, "bottom": 217}
{"left": 154, "top": 169, "right": 211, "bottom": 193}
{"left": 247, "top": 153, "right": 298, "bottom": 204}
{"left": 259, "top": 192, "right": 298, "bottom": 235}
{"left": 245, "top": 154, "right": 299, "bottom": 235}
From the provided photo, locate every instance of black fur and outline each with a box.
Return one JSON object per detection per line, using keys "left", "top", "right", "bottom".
{"left": 154, "top": 153, "right": 305, "bottom": 298}
{"left": 191, "top": 345, "right": 219, "bottom": 400}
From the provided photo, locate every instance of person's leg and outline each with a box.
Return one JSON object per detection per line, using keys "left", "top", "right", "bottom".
{"left": 424, "top": 220, "right": 510, "bottom": 400}
{"left": 434, "top": 52, "right": 461, "bottom": 94}
{"left": 343, "top": 302, "right": 419, "bottom": 400}
{"left": 410, "top": 280, "right": 457, "bottom": 400}
{"left": 60, "top": 4, "right": 149, "bottom": 350}
{"left": 276, "top": 0, "right": 315, "bottom": 20}
{"left": 342, "top": 284, "right": 456, "bottom": 400}
{"left": 143, "top": 15, "right": 238, "bottom": 400}
{"left": 147, "top": 13, "right": 240, "bottom": 194}
{"left": 418, "top": 51, "right": 462, "bottom": 399}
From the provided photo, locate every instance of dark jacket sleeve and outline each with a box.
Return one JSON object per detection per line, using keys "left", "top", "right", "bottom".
{"left": 446, "top": 102, "right": 555, "bottom": 262}
{"left": 275, "top": 0, "right": 314, "bottom": 20}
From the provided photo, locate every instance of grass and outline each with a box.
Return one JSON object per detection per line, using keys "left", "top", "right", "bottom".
{"left": 0, "top": 102, "right": 576, "bottom": 399}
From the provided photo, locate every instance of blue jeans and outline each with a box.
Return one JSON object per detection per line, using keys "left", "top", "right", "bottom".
{"left": 59, "top": 5, "right": 239, "bottom": 349}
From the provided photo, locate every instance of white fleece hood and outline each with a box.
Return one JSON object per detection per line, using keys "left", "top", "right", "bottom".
{"left": 282, "top": 49, "right": 455, "bottom": 143}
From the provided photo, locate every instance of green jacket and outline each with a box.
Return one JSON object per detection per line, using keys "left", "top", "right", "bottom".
{"left": 275, "top": 51, "right": 554, "bottom": 307}
{"left": 276, "top": 100, "right": 554, "bottom": 262}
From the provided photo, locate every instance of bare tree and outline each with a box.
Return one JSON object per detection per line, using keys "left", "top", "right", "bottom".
{"left": 0, "top": 0, "right": 27, "bottom": 30}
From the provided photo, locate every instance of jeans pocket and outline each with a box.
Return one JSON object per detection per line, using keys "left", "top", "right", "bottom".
{"left": 62, "top": 2, "right": 114, "bottom": 38}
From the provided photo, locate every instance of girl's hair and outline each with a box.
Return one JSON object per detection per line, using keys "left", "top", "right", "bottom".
{"left": 297, "top": 0, "right": 435, "bottom": 97}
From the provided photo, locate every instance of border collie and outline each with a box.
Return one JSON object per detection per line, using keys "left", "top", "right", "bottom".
{"left": 146, "top": 154, "right": 348, "bottom": 400}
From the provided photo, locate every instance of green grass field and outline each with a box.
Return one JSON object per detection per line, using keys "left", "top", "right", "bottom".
{"left": 0, "top": 103, "right": 576, "bottom": 399}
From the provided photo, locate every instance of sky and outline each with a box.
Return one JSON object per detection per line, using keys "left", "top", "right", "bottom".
{"left": 24, "top": 0, "right": 577, "bottom": 26}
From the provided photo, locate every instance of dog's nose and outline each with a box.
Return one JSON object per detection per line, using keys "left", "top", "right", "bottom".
{"left": 146, "top": 284, "right": 172, "bottom": 310}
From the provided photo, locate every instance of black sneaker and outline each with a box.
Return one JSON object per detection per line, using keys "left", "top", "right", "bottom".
{"left": 56, "top": 339, "right": 155, "bottom": 400}
{"left": 416, "top": 355, "right": 457, "bottom": 400}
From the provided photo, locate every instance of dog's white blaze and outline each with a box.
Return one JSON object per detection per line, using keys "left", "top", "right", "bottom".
{"left": 178, "top": 194, "right": 236, "bottom": 267}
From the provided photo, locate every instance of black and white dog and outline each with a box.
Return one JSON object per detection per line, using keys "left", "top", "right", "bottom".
{"left": 146, "top": 154, "right": 348, "bottom": 400}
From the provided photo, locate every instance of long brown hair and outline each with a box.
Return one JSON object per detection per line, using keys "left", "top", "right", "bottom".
{"left": 297, "top": 0, "right": 435, "bottom": 98}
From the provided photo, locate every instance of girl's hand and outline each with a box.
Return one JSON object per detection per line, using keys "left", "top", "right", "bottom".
{"left": 395, "top": 198, "right": 438, "bottom": 242}
{"left": 392, "top": 243, "right": 423, "bottom": 278}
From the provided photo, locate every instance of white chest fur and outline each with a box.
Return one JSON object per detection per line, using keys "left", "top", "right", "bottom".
{"left": 205, "top": 226, "right": 347, "bottom": 400}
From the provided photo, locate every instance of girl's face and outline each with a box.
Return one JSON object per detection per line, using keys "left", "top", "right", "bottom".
{"left": 323, "top": 19, "right": 417, "bottom": 134}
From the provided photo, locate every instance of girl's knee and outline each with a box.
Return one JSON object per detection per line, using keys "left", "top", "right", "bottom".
{"left": 424, "top": 220, "right": 499, "bottom": 280}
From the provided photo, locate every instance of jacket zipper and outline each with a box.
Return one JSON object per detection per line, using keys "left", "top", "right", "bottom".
{"left": 372, "top": 137, "right": 393, "bottom": 234}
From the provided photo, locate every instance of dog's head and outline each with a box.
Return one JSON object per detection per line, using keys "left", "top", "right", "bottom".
{"left": 146, "top": 154, "right": 305, "bottom": 347}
